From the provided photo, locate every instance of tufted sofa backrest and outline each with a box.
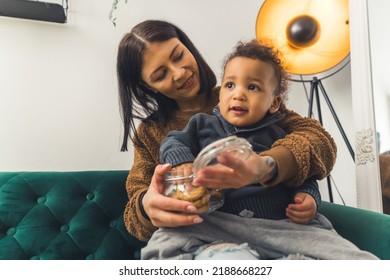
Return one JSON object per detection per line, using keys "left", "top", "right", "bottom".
{"left": 0, "top": 171, "right": 146, "bottom": 260}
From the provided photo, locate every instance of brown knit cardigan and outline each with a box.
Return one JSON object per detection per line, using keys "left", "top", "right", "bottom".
{"left": 123, "top": 100, "right": 337, "bottom": 241}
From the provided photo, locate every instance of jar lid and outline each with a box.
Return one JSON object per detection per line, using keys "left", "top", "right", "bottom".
{"left": 192, "top": 136, "right": 253, "bottom": 173}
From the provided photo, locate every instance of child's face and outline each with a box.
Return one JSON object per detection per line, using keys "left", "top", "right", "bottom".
{"left": 219, "top": 57, "right": 281, "bottom": 127}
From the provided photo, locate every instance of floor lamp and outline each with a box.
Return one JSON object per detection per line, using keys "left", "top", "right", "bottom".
{"left": 256, "top": 0, "right": 352, "bottom": 202}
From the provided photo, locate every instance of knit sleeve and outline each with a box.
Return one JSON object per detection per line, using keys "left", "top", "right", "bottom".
{"left": 160, "top": 115, "right": 204, "bottom": 166}
{"left": 290, "top": 178, "right": 322, "bottom": 208}
{"left": 261, "top": 104, "right": 337, "bottom": 187}
{"left": 123, "top": 124, "right": 159, "bottom": 241}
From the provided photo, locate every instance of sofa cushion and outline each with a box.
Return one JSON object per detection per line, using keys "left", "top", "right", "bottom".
{"left": 0, "top": 171, "right": 146, "bottom": 260}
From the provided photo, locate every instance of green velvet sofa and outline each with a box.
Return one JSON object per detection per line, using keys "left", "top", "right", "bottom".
{"left": 0, "top": 171, "right": 389, "bottom": 260}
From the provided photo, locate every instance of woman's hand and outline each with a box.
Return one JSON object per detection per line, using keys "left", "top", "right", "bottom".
{"left": 142, "top": 163, "right": 203, "bottom": 228}
{"left": 285, "top": 192, "right": 317, "bottom": 224}
{"left": 192, "top": 151, "right": 277, "bottom": 189}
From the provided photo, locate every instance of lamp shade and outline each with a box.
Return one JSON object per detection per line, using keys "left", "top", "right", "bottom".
{"left": 256, "top": 0, "right": 350, "bottom": 75}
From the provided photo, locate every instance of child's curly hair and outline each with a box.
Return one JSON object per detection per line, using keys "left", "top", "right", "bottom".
{"left": 222, "top": 39, "right": 290, "bottom": 100}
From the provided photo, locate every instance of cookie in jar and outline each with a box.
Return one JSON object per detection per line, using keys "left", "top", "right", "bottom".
{"left": 164, "top": 170, "right": 210, "bottom": 214}
{"left": 163, "top": 136, "right": 252, "bottom": 215}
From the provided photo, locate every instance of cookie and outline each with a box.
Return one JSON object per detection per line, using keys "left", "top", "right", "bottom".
{"left": 186, "top": 186, "right": 207, "bottom": 201}
{"left": 166, "top": 185, "right": 211, "bottom": 214}
{"left": 167, "top": 188, "right": 186, "bottom": 200}
{"left": 191, "top": 193, "right": 210, "bottom": 208}
{"left": 195, "top": 203, "right": 210, "bottom": 214}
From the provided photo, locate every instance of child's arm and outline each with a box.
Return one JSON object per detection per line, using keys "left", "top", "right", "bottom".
{"left": 160, "top": 117, "right": 201, "bottom": 167}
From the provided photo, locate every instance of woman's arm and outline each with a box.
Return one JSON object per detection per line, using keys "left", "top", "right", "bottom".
{"left": 261, "top": 104, "right": 337, "bottom": 186}
{"left": 123, "top": 137, "right": 158, "bottom": 241}
{"left": 124, "top": 123, "right": 203, "bottom": 242}
{"left": 193, "top": 105, "right": 336, "bottom": 190}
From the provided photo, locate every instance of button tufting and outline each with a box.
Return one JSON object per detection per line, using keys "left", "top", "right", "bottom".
{"left": 109, "top": 220, "right": 117, "bottom": 228}
{"left": 37, "top": 196, "right": 47, "bottom": 204}
{"left": 60, "top": 225, "right": 69, "bottom": 232}
{"left": 86, "top": 193, "right": 95, "bottom": 200}
{"left": 6, "top": 228, "right": 16, "bottom": 236}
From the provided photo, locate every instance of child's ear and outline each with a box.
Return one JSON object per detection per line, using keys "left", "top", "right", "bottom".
{"left": 268, "top": 96, "right": 282, "bottom": 114}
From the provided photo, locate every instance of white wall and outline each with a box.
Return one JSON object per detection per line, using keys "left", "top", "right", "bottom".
{"left": 368, "top": 1, "right": 390, "bottom": 154}
{"left": 0, "top": 0, "right": 356, "bottom": 206}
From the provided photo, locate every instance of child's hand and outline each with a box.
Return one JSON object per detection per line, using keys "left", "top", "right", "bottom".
{"left": 286, "top": 192, "right": 317, "bottom": 224}
{"left": 192, "top": 152, "right": 274, "bottom": 189}
{"left": 172, "top": 163, "right": 194, "bottom": 177}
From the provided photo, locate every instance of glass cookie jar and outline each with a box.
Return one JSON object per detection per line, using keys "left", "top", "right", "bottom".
{"left": 164, "top": 136, "right": 253, "bottom": 215}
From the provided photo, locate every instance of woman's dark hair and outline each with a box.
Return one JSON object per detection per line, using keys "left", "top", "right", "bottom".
{"left": 117, "top": 20, "right": 216, "bottom": 151}
{"left": 222, "top": 39, "right": 289, "bottom": 100}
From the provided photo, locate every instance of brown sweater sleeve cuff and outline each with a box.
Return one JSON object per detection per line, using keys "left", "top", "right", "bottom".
{"left": 135, "top": 191, "right": 158, "bottom": 238}
{"left": 260, "top": 145, "right": 299, "bottom": 187}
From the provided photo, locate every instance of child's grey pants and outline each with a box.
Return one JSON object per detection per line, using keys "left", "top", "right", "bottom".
{"left": 141, "top": 211, "right": 378, "bottom": 260}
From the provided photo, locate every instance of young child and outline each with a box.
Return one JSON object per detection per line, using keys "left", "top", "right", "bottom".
{"left": 141, "top": 40, "right": 378, "bottom": 260}
{"left": 160, "top": 39, "right": 319, "bottom": 222}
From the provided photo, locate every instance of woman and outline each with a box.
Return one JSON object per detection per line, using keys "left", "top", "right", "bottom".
{"left": 116, "top": 20, "right": 337, "bottom": 242}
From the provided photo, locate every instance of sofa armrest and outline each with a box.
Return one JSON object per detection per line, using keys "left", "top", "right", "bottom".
{"left": 319, "top": 201, "right": 390, "bottom": 260}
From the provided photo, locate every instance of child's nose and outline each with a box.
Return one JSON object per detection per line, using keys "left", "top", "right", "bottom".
{"left": 233, "top": 87, "right": 246, "bottom": 100}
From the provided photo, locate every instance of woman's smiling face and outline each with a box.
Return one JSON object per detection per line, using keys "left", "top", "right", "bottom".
{"left": 141, "top": 38, "right": 200, "bottom": 104}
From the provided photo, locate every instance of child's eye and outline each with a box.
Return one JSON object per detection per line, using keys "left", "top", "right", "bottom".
{"left": 248, "top": 84, "right": 259, "bottom": 91}
{"left": 225, "top": 82, "right": 234, "bottom": 89}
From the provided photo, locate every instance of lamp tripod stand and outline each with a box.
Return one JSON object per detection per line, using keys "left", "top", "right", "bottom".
{"left": 256, "top": 0, "right": 351, "bottom": 204}
{"left": 306, "top": 77, "right": 355, "bottom": 202}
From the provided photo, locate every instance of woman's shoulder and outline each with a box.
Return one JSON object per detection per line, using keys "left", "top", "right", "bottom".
{"left": 137, "top": 119, "right": 157, "bottom": 133}
{"left": 279, "top": 103, "right": 296, "bottom": 115}
{"left": 134, "top": 120, "right": 166, "bottom": 157}
{"left": 135, "top": 119, "right": 163, "bottom": 143}
{"left": 136, "top": 115, "right": 189, "bottom": 142}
